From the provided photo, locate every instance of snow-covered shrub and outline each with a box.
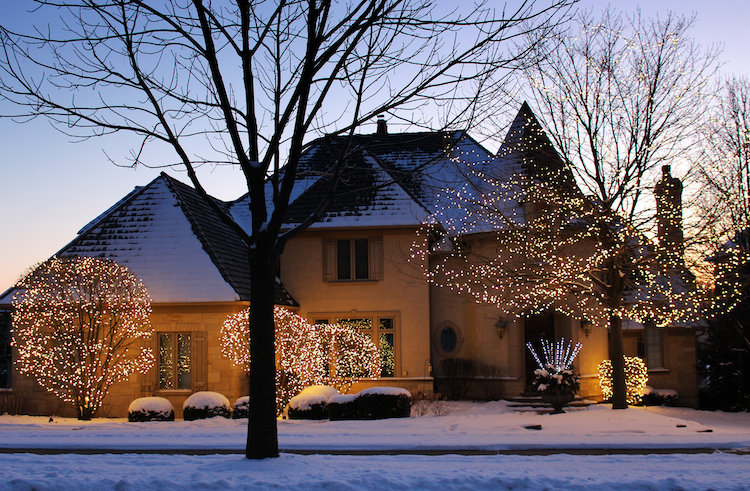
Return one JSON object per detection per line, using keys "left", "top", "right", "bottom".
{"left": 356, "top": 387, "right": 411, "bottom": 420}
{"left": 127, "top": 397, "right": 174, "bottom": 422}
{"left": 232, "top": 396, "right": 249, "bottom": 419}
{"left": 287, "top": 393, "right": 329, "bottom": 420}
{"left": 327, "top": 394, "right": 359, "bottom": 421}
{"left": 182, "top": 392, "right": 231, "bottom": 421}
{"left": 641, "top": 386, "right": 678, "bottom": 406}
{"left": 300, "top": 385, "right": 340, "bottom": 399}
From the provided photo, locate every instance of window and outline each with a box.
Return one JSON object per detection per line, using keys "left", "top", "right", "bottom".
{"left": 0, "top": 311, "right": 11, "bottom": 389}
{"left": 645, "top": 326, "right": 664, "bottom": 369}
{"left": 314, "top": 313, "right": 399, "bottom": 377}
{"left": 337, "top": 239, "right": 369, "bottom": 280}
{"left": 323, "top": 237, "right": 383, "bottom": 281}
{"left": 158, "top": 333, "right": 191, "bottom": 390}
{"left": 638, "top": 325, "right": 666, "bottom": 370}
{"left": 433, "top": 320, "right": 464, "bottom": 358}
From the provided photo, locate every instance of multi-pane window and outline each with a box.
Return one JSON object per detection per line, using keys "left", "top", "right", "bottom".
{"left": 337, "top": 238, "right": 369, "bottom": 280}
{"left": 334, "top": 316, "right": 396, "bottom": 377}
{"left": 158, "top": 333, "right": 191, "bottom": 390}
{"left": 645, "top": 326, "right": 664, "bottom": 369}
{"left": 323, "top": 237, "right": 383, "bottom": 282}
{"left": 0, "top": 311, "right": 11, "bottom": 389}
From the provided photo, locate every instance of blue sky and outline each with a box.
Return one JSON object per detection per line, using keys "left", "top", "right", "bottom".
{"left": 1, "top": 0, "right": 749, "bottom": 291}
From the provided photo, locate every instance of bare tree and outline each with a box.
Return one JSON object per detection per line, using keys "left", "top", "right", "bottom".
{"left": 12, "top": 256, "right": 153, "bottom": 420}
{"left": 695, "top": 75, "right": 750, "bottom": 411}
{"left": 697, "top": 75, "right": 750, "bottom": 247}
{"left": 521, "top": 8, "right": 720, "bottom": 409}
{"left": 427, "top": 8, "right": 718, "bottom": 409}
{"left": 0, "top": 0, "right": 570, "bottom": 458}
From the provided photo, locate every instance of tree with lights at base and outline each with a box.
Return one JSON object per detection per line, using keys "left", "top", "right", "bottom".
{"left": 429, "top": 8, "right": 716, "bottom": 409}
{"left": 424, "top": 99, "right": 706, "bottom": 409}
{"left": 696, "top": 76, "right": 750, "bottom": 411}
{"left": 221, "top": 307, "right": 380, "bottom": 415}
{"left": 11, "top": 256, "right": 154, "bottom": 421}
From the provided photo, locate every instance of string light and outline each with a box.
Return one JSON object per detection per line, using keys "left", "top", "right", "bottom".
{"left": 11, "top": 256, "right": 154, "bottom": 420}
{"left": 406, "top": 115, "right": 714, "bottom": 332}
{"left": 221, "top": 307, "right": 381, "bottom": 415}
{"left": 598, "top": 356, "right": 648, "bottom": 405}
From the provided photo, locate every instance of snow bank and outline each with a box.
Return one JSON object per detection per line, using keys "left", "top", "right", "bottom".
{"left": 183, "top": 391, "right": 230, "bottom": 410}
{"left": 1, "top": 452, "right": 750, "bottom": 491}
{"left": 128, "top": 397, "right": 174, "bottom": 414}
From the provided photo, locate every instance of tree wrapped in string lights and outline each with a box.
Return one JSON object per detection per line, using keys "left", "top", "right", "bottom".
{"left": 11, "top": 256, "right": 154, "bottom": 420}
{"left": 422, "top": 9, "right": 716, "bottom": 409}
{"left": 221, "top": 307, "right": 380, "bottom": 415}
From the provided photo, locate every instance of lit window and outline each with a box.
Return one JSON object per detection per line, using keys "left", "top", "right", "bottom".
{"left": 159, "top": 333, "right": 191, "bottom": 390}
{"left": 315, "top": 314, "right": 398, "bottom": 377}
{"left": 0, "top": 311, "right": 10, "bottom": 389}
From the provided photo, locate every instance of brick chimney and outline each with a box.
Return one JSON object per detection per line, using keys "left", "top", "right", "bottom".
{"left": 654, "top": 165, "right": 684, "bottom": 268}
{"left": 376, "top": 114, "right": 388, "bottom": 134}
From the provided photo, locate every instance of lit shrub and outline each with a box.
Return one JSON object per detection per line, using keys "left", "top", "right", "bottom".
{"left": 598, "top": 357, "right": 648, "bottom": 405}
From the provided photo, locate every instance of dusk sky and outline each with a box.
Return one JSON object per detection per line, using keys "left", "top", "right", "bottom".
{"left": 1, "top": 0, "right": 748, "bottom": 292}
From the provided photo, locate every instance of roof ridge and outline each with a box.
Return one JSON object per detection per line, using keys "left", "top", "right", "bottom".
{"left": 162, "top": 175, "right": 250, "bottom": 301}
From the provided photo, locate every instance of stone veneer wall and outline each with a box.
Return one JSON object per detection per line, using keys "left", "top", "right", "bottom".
{"left": 4, "top": 302, "right": 249, "bottom": 419}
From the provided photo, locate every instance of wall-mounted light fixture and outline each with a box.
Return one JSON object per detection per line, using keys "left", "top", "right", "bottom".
{"left": 581, "top": 319, "right": 593, "bottom": 337}
{"left": 495, "top": 319, "right": 508, "bottom": 339}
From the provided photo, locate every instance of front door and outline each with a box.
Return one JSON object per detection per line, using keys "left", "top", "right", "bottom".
{"left": 524, "top": 313, "right": 555, "bottom": 388}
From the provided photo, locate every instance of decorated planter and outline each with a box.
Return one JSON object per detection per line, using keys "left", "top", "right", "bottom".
{"left": 540, "top": 388, "right": 576, "bottom": 414}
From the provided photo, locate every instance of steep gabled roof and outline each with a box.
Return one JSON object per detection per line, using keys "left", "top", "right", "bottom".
{"left": 59, "top": 173, "right": 297, "bottom": 306}
{"left": 496, "top": 101, "right": 579, "bottom": 193}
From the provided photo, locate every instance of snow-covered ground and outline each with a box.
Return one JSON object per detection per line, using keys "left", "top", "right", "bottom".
{"left": 1, "top": 401, "right": 750, "bottom": 490}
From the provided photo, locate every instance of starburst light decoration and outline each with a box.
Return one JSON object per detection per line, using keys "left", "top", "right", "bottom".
{"left": 11, "top": 256, "right": 154, "bottom": 420}
{"left": 221, "top": 307, "right": 380, "bottom": 415}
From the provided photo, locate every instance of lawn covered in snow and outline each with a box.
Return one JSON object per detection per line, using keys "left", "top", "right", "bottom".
{"left": 1, "top": 401, "right": 750, "bottom": 490}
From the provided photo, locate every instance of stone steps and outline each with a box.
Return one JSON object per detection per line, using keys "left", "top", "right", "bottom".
{"left": 505, "top": 392, "right": 597, "bottom": 413}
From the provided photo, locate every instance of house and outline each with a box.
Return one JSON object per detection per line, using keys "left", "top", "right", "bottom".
{"left": 0, "top": 104, "right": 700, "bottom": 417}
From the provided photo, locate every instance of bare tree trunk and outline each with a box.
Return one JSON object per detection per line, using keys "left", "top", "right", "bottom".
{"left": 609, "top": 314, "right": 628, "bottom": 409}
{"left": 246, "top": 247, "right": 279, "bottom": 459}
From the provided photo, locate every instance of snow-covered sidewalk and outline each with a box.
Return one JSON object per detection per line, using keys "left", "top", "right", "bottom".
{"left": 2, "top": 402, "right": 750, "bottom": 490}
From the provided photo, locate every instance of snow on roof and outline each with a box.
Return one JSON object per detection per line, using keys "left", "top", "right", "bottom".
{"left": 59, "top": 175, "right": 239, "bottom": 303}
{"left": 57, "top": 173, "right": 297, "bottom": 305}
